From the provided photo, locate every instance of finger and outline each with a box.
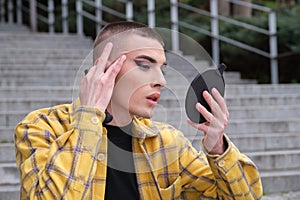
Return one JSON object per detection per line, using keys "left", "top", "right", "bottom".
{"left": 93, "top": 42, "right": 113, "bottom": 77}
{"left": 195, "top": 102, "right": 213, "bottom": 123}
{"left": 102, "top": 55, "right": 126, "bottom": 85}
{"left": 203, "top": 90, "right": 222, "bottom": 117}
{"left": 187, "top": 119, "right": 209, "bottom": 133}
{"left": 211, "top": 88, "right": 228, "bottom": 115}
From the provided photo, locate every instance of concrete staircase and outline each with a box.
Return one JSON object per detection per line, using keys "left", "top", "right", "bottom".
{"left": 0, "top": 23, "right": 299, "bottom": 198}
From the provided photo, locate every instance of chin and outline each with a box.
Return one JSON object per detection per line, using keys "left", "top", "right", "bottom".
{"left": 132, "top": 108, "right": 154, "bottom": 119}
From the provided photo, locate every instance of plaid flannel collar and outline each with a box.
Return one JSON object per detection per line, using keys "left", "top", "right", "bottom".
{"left": 71, "top": 99, "right": 160, "bottom": 140}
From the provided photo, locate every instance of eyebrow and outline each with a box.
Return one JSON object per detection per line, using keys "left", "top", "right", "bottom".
{"left": 135, "top": 55, "right": 167, "bottom": 66}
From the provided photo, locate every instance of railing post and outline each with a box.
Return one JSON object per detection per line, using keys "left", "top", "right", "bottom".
{"left": 0, "top": 0, "right": 5, "bottom": 23}
{"left": 95, "top": 0, "right": 102, "bottom": 34}
{"left": 62, "top": 0, "right": 68, "bottom": 34}
{"left": 269, "top": 11, "right": 278, "bottom": 84}
{"left": 147, "top": 0, "right": 155, "bottom": 28}
{"left": 76, "top": 0, "right": 83, "bottom": 35}
{"left": 126, "top": 0, "right": 133, "bottom": 21}
{"left": 8, "top": 0, "right": 14, "bottom": 23}
{"left": 17, "top": 0, "right": 22, "bottom": 24}
{"left": 48, "top": 0, "right": 55, "bottom": 33}
{"left": 210, "top": 0, "right": 220, "bottom": 65}
{"left": 170, "top": 0, "right": 179, "bottom": 52}
{"left": 30, "top": 0, "right": 37, "bottom": 32}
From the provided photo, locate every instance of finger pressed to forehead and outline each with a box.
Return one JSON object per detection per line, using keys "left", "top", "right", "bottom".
{"left": 96, "top": 42, "right": 113, "bottom": 67}
{"left": 92, "top": 42, "right": 113, "bottom": 77}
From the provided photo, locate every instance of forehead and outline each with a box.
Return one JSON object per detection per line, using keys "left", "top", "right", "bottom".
{"left": 123, "top": 34, "right": 163, "bottom": 50}
{"left": 125, "top": 48, "right": 166, "bottom": 63}
{"left": 95, "top": 33, "right": 164, "bottom": 62}
{"left": 113, "top": 34, "right": 164, "bottom": 56}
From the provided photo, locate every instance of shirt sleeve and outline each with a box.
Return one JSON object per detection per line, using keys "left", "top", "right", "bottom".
{"left": 178, "top": 133, "right": 263, "bottom": 200}
{"left": 14, "top": 104, "right": 105, "bottom": 199}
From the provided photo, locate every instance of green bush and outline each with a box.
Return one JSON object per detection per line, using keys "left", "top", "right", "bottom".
{"left": 217, "top": 6, "right": 300, "bottom": 83}
{"left": 26, "top": 0, "right": 300, "bottom": 83}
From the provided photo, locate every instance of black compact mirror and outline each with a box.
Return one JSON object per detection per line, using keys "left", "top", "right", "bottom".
{"left": 185, "top": 64, "right": 226, "bottom": 124}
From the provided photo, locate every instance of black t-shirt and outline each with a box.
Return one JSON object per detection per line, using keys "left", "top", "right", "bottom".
{"left": 104, "top": 123, "right": 139, "bottom": 200}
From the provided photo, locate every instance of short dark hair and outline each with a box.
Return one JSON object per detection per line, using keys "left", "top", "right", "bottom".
{"left": 93, "top": 21, "right": 163, "bottom": 63}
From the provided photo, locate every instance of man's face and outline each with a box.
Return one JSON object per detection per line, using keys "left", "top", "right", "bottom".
{"left": 109, "top": 37, "right": 167, "bottom": 119}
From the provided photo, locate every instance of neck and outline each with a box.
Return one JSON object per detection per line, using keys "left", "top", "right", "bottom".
{"left": 106, "top": 103, "right": 133, "bottom": 127}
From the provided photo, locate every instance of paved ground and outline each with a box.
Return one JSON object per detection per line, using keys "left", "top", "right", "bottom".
{"left": 264, "top": 191, "right": 300, "bottom": 199}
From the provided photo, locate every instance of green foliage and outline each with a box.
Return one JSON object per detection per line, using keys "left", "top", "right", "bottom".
{"left": 26, "top": 0, "right": 300, "bottom": 83}
{"left": 216, "top": 6, "right": 300, "bottom": 83}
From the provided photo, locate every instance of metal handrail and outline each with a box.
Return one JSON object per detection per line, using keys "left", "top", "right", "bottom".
{"left": 172, "top": 0, "right": 279, "bottom": 83}
{"left": 0, "top": 0, "right": 286, "bottom": 83}
{"left": 225, "top": 0, "right": 272, "bottom": 12}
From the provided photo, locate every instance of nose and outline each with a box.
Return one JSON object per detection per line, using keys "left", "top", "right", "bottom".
{"left": 151, "top": 70, "right": 167, "bottom": 88}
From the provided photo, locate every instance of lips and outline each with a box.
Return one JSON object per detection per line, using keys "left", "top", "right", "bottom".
{"left": 146, "top": 93, "right": 160, "bottom": 105}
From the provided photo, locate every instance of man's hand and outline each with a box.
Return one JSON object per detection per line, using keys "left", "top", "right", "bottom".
{"left": 79, "top": 42, "right": 126, "bottom": 112}
{"left": 188, "top": 88, "right": 229, "bottom": 155}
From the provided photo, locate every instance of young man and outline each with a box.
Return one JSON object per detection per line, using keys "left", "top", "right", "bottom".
{"left": 15, "top": 21, "right": 262, "bottom": 199}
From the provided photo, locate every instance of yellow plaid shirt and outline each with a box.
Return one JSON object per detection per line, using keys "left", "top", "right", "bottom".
{"left": 15, "top": 101, "right": 262, "bottom": 200}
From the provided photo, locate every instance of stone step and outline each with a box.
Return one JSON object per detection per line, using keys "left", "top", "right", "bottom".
{"left": 0, "top": 163, "right": 19, "bottom": 185}
{"left": 1, "top": 94, "right": 299, "bottom": 112}
{"left": 0, "top": 185, "right": 20, "bottom": 200}
{"left": 168, "top": 118, "right": 300, "bottom": 135}
{"left": 0, "top": 63, "right": 85, "bottom": 70}
{"left": 3, "top": 105, "right": 299, "bottom": 128}
{"left": 154, "top": 105, "right": 300, "bottom": 122}
{"left": 0, "top": 55, "right": 92, "bottom": 65}
{"left": 246, "top": 149, "right": 300, "bottom": 171}
{"left": 0, "top": 31, "right": 93, "bottom": 42}
{"left": 0, "top": 69, "right": 78, "bottom": 78}
{"left": 0, "top": 166, "right": 299, "bottom": 198}
{"left": 2, "top": 84, "right": 299, "bottom": 97}
{"left": 158, "top": 94, "right": 300, "bottom": 107}
{"left": 226, "top": 84, "right": 300, "bottom": 95}
{"left": 0, "top": 71, "right": 251, "bottom": 88}
{"left": 229, "top": 133, "right": 300, "bottom": 152}
{"left": 0, "top": 41, "right": 92, "bottom": 49}
{"left": 260, "top": 169, "right": 300, "bottom": 194}
{"left": 3, "top": 121, "right": 300, "bottom": 152}
{"left": 0, "top": 111, "right": 29, "bottom": 127}
{"left": 190, "top": 132, "right": 300, "bottom": 152}
{"left": 0, "top": 169, "right": 299, "bottom": 199}
{"left": 0, "top": 86, "right": 75, "bottom": 98}
{"left": 224, "top": 94, "right": 300, "bottom": 107}
{"left": 0, "top": 97, "right": 71, "bottom": 111}
{"left": 0, "top": 39, "right": 92, "bottom": 47}
{"left": 0, "top": 47, "right": 91, "bottom": 54}
{"left": 3, "top": 140, "right": 300, "bottom": 171}
{"left": 0, "top": 50, "right": 92, "bottom": 59}
{"left": 2, "top": 145, "right": 300, "bottom": 194}
{"left": 0, "top": 77, "right": 77, "bottom": 87}
{"left": 228, "top": 105, "right": 300, "bottom": 119}
{"left": 0, "top": 144, "right": 15, "bottom": 163}
{"left": 0, "top": 126, "right": 14, "bottom": 143}
{"left": 0, "top": 23, "right": 30, "bottom": 32}
{"left": 225, "top": 118, "right": 300, "bottom": 134}
{"left": 161, "top": 84, "right": 300, "bottom": 97}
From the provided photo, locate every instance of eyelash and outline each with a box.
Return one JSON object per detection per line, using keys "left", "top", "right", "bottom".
{"left": 134, "top": 60, "right": 166, "bottom": 75}
{"left": 135, "top": 60, "right": 150, "bottom": 70}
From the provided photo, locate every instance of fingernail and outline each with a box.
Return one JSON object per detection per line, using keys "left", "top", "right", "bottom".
{"left": 119, "top": 55, "right": 126, "bottom": 62}
{"left": 106, "top": 42, "right": 113, "bottom": 47}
